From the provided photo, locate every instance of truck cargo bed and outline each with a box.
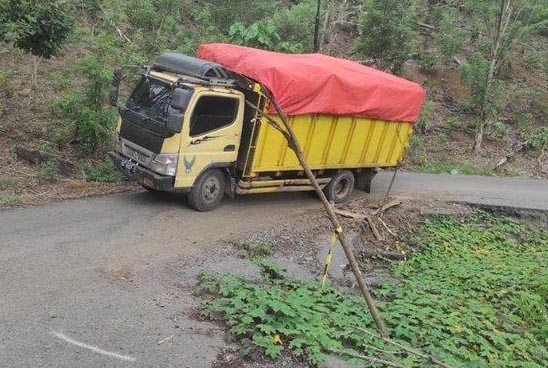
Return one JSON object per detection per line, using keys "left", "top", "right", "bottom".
{"left": 245, "top": 114, "right": 413, "bottom": 175}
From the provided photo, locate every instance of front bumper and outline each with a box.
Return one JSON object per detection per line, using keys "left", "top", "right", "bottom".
{"left": 109, "top": 151, "right": 175, "bottom": 191}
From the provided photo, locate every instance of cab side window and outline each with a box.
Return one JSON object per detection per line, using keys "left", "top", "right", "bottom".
{"left": 190, "top": 96, "right": 238, "bottom": 137}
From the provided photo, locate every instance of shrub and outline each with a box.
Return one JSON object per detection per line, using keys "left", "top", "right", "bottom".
{"left": 82, "top": 159, "right": 123, "bottom": 182}
{"left": 229, "top": 21, "right": 302, "bottom": 53}
{"left": 355, "top": 0, "right": 418, "bottom": 75}
{"left": 37, "top": 159, "right": 59, "bottom": 182}
{"left": 52, "top": 50, "right": 116, "bottom": 151}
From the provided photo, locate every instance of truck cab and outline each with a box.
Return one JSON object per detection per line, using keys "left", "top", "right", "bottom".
{"left": 110, "top": 53, "right": 250, "bottom": 211}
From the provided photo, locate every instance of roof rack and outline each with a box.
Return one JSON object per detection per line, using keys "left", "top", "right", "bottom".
{"left": 151, "top": 52, "right": 258, "bottom": 92}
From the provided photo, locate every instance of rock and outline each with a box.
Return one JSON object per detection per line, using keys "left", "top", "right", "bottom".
{"left": 15, "top": 146, "right": 75, "bottom": 177}
{"left": 450, "top": 169, "right": 459, "bottom": 175}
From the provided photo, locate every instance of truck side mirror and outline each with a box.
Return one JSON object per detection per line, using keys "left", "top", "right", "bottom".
{"left": 170, "top": 88, "right": 191, "bottom": 111}
{"left": 109, "top": 68, "right": 122, "bottom": 107}
{"left": 166, "top": 88, "right": 192, "bottom": 133}
{"left": 166, "top": 108, "right": 184, "bottom": 133}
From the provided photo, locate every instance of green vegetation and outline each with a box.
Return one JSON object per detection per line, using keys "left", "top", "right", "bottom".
{"left": 81, "top": 159, "right": 123, "bottom": 183}
{"left": 418, "top": 162, "right": 494, "bottom": 176}
{"left": 231, "top": 240, "right": 273, "bottom": 258}
{"left": 0, "top": 194, "right": 23, "bottom": 207}
{"left": 196, "top": 212, "right": 548, "bottom": 367}
{"left": 0, "top": 176, "right": 15, "bottom": 190}
{"left": 355, "top": 0, "right": 417, "bottom": 75}
{"left": 37, "top": 159, "right": 60, "bottom": 182}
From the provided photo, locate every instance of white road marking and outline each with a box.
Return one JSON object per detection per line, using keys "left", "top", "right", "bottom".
{"left": 51, "top": 331, "right": 136, "bottom": 362}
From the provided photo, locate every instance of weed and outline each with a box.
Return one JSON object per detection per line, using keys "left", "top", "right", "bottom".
{"left": 38, "top": 140, "right": 56, "bottom": 154}
{"left": 383, "top": 213, "right": 548, "bottom": 366}
{"left": 37, "top": 159, "right": 59, "bottom": 182}
{"left": 530, "top": 127, "right": 548, "bottom": 151}
{"left": 81, "top": 159, "right": 122, "bottom": 182}
{"left": 53, "top": 72, "right": 72, "bottom": 91}
{"left": 406, "top": 135, "right": 427, "bottom": 166}
{"left": 416, "top": 98, "right": 436, "bottom": 132}
{"left": 231, "top": 240, "right": 273, "bottom": 258}
{"left": 488, "top": 121, "right": 508, "bottom": 140}
{"left": 445, "top": 116, "right": 460, "bottom": 131}
{"left": 0, "top": 194, "right": 22, "bottom": 207}
{"left": 0, "top": 176, "right": 15, "bottom": 190}
{"left": 0, "top": 69, "right": 16, "bottom": 97}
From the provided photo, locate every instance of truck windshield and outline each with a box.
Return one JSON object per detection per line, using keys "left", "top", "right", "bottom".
{"left": 127, "top": 77, "right": 172, "bottom": 120}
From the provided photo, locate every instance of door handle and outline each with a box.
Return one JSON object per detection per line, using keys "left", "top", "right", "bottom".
{"left": 224, "top": 144, "right": 236, "bottom": 152}
{"left": 190, "top": 135, "right": 217, "bottom": 145}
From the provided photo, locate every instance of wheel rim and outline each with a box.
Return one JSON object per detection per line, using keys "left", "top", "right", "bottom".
{"left": 202, "top": 176, "right": 221, "bottom": 203}
{"left": 334, "top": 177, "right": 350, "bottom": 199}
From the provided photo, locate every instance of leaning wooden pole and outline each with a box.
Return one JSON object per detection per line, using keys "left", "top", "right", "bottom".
{"left": 246, "top": 97, "right": 389, "bottom": 338}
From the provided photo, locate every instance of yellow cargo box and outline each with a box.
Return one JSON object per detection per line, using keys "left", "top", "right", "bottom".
{"left": 247, "top": 114, "right": 413, "bottom": 175}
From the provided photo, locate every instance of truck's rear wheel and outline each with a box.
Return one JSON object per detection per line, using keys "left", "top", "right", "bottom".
{"left": 188, "top": 169, "right": 225, "bottom": 212}
{"left": 324, "top": 170, "right": 355, "bottom": 203}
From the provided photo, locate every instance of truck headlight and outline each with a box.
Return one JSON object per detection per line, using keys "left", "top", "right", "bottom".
{"left": 151, "top": 154, "right": 178, "bottom": 176}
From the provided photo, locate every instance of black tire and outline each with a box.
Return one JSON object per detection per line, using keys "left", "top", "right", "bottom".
{"left": 323, "top": 170, "right": 355, "bottom": 203}
{"left": 187, "top": 169, "right": 226, "bottom": 212}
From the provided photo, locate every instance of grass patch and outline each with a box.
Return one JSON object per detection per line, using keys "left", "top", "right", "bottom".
{"left": 0, "top": 176, "right": 16, "bottom": 190}
{"left": 231, "top": 240, "right": 273, "bottom": 258}
{"left": 36, "top": 159, "right": 60, "bottom": 182}
{"left": 418, "top": 162, "right": 494, "bottom": 176}
{"left": 0, "top": 194, "right": 23, "bottom": 207}
{"left": 82, "top": 159, "right": 123, "bottom": 183}
{"left": 195, "top": 212, "right": 548, "bottom": 367}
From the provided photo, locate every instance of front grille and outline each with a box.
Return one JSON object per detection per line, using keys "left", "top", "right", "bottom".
{"left": 122, "top": 141, "right": 153, "bottom": 166}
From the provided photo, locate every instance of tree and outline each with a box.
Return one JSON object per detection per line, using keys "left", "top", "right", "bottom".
{"left": 0, "top": 0, "right": 72, "bottom": 88}
{"left": 458, "top": 0, "right": 543, "bottom": 152}
{"left": 355, "top": 0, "right": 418, "bottom": 75}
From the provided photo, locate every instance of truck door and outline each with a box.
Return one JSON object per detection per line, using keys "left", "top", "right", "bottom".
{"left": 176, "top": 92, "right": 244, "bottom": 188}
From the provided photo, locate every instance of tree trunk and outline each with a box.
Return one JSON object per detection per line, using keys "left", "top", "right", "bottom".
{"left": 473, "top": 0, "right": 513, "bottom": 154}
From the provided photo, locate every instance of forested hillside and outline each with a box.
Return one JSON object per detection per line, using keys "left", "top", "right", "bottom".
{"left": 0, "top": 0, "right": 547, "bottom": 207}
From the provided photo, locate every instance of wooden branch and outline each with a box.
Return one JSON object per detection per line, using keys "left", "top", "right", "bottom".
{"left": 364, "top": 215, "right": 384, "bottom": 242}
{"left": 247, "top": 97, "right": 389, "bottom": 338}
{"left": 334, "top": 208, "right": 365, "bottom": 221}
{"left": 378, "top": 217, "right": 399, "bottom": 239}
{"left": 355, "top": 326, "right": 455, "bottom": 368}
{"left": 373, "top": 199, "right": 402, "bottom": 215}
{"left": 114, "top": 23, "right": 133, "bottom": 44}
{"left": 418, "top": 22, "right": 436, "bottom": 30}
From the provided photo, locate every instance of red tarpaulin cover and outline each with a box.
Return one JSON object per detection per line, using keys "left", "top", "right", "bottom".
{"left": 197, "top": 43, "right": 426, "bottom": 123}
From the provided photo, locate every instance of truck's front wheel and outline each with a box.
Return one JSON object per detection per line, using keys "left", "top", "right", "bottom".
{"left": 188, "top": 169, "right": 226, "bottom": 212}
{"left": 324, "top": 170, "right": 355, "bottom": 203}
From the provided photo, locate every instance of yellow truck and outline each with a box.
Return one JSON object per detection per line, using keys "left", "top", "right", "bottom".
{"left": 109, "top": 48, "right": 424, "bottom": 211}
